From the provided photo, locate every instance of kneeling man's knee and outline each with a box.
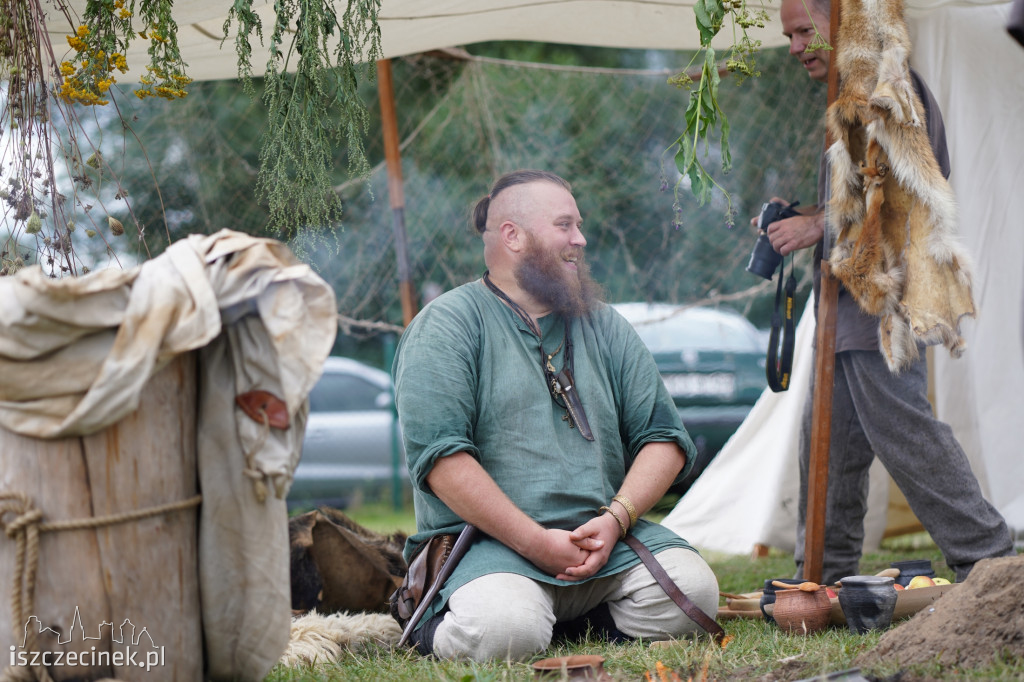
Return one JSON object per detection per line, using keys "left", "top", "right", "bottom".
{"left": 610, "top": 547, "right": 719, "bottom": 641}
{"left": 433, "top": 573, "right": 554, "bottom": 661}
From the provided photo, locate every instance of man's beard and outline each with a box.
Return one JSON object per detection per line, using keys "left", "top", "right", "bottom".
{"left": 514, "top": 233, "right": 603, "bottom": 318}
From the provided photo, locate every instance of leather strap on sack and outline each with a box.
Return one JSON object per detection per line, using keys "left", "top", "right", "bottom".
{"left": 623, "top": 535, "right": 726, "bottom": 644}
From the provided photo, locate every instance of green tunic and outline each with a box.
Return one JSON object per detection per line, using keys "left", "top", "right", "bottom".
{"left": 392, "top": 279, "right": 698, "bottom": 622}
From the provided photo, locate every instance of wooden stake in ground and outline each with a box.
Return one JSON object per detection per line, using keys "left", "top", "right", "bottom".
{"left": 804, "top": 0, "right": 843, "bottom": 585}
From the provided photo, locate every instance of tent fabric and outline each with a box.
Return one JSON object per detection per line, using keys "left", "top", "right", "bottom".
{"left": 907, "top": 1, "right": 1024, "bottom": 539}
{"left": 660, "top": 298, "right": 893, "bottom": 554}
{"left": 44, "top": 0, "right": 788, "bottom": 83}
{"left": 43, "top": 0, "right": 1013, "bottom": 84}
{"left": 0, "top": 230, "right": 338, "bottom": 680}
{"left": 664, "top": 1, "right": 1024, "bottom": 553}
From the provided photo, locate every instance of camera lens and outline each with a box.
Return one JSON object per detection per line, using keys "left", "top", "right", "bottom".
{"left": 746, "top": 233, "right": 783, "bottom": 280}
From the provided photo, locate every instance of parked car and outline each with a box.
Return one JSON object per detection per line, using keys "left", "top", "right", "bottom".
{"left": 611, "top": 303, "right": 767, "bottom": 494}
{"left": 288, "top": 356, "right": 408, "bottom": 509}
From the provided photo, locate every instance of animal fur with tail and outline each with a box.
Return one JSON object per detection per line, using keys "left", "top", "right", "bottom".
{"left": 280, "top": 610, "right": 402, "bottom": 667}
{"left": 282, "top": 509, "right": 408, "bottom": 668}
{"left": 826, "top": 0, "right": 975, "bottom": 372}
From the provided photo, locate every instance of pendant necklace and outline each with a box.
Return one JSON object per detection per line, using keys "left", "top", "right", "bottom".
{"left": 483, "top": 272, "right": 594, "bottom": 441}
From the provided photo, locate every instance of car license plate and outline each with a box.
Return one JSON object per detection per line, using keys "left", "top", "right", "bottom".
{"left": 662, "top": 372, "right": 735, "bottom": 399}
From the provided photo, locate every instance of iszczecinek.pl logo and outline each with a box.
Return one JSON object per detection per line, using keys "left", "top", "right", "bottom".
{"left": 10, "top": 605, "right": 165, "bottom": 673}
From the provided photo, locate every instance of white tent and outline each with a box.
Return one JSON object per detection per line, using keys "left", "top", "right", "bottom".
{"left": 44, "top": 0, "right": 1024, "bottom": 550}
{"left": 663, "top": 0, "right": 1024, "bottom": 553}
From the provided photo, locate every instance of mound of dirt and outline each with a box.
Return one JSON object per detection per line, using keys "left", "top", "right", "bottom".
{"left": 855, "top": 555, "right": 1024, "bottom": 670}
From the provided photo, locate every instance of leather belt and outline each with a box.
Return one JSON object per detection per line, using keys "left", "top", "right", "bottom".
{"left": 624, "top": 535, "right": 726, "bottom": 644}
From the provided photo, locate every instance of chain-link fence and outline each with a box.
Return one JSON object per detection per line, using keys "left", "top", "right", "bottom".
{"left": 4, "top": 43, "right": 828, "bottom": 362}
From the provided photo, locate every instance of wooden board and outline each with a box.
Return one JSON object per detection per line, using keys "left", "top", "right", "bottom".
{"left": 718, "top": 608, "right": 766, "bottom": 621}
{"left": 1, "top": 354, "right": 202, "bottom": 681}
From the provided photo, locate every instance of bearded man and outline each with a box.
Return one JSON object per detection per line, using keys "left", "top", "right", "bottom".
{"left": 391, "top": 170, "right": 719, "bottom": 661}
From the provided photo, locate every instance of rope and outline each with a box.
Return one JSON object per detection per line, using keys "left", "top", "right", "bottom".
{"left": 0, "top": 491, "right": 202, "bottom": 682}
{"left": 242, "top": 407, "right": 272, "bottom": 503}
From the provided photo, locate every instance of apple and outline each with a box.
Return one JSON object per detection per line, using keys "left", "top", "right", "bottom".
{"left": 907, "top": 575, "right": 936, "bottom": 589}
{"left": 932, "top": 577, "right": 951, "bottom": 585}
{"left": 893, "top": 584, "right": 905, "bottom": 591}
{"left": 826, "top": 587, "right": 837, "bottom": 599}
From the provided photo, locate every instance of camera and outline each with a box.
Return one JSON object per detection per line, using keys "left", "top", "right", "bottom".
{"left": 746, "top": 200, "right": 800, "bottom": 280}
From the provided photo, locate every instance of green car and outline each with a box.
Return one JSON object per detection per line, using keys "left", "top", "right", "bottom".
{"left": 612, "top": 303, "right": 767, "bottom": 495}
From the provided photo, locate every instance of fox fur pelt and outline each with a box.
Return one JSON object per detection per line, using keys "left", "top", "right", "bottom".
{"left": 826, "top": 0, "right": 975, "bottom": 372}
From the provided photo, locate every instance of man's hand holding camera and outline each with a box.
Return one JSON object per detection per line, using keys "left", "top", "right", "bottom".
{"left": 751, "top": 197, "right": 824, "bottom": 257}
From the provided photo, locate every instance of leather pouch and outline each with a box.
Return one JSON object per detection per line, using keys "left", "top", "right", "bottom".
{"left": 389, "top": 533, "right": 456, "bottom": 628}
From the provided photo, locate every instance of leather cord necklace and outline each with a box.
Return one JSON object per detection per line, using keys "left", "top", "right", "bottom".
{"left": 482, "top": 272, "right": 594, "bottom": 440}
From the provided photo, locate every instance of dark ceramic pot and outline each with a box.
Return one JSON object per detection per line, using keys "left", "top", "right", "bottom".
{"left": 760, "top": 578, "right": 803, "bottom": 624}
{"left": 838, "top": 575, "right": 898, "bottom": 633}
{"left": 890, "top": 559, "right": 935, "bottom": 587}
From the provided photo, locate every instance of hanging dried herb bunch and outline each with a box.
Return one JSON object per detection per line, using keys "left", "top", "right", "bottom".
{"left": 1, "top": 0, "right": 78, "bottom": 275}
{"left": 59, "top": 0, "right": 191, "bottom": 105}
{"left": 225, "top": 0, "right": 383, "bottom": 241}
{"left": 2, "top": 0, "right": 153, "bottom": 278}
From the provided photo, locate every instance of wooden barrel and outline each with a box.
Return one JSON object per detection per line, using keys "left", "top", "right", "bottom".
{"left": 0, "top": 353, "right": 202, "bottom": 681}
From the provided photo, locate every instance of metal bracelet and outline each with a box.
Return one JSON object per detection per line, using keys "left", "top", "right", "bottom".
{"left": 612, "top": 494, "right": 638, "bottom": 528}
{"left": 599, "top": 505, "right": 628, "bottom": 539}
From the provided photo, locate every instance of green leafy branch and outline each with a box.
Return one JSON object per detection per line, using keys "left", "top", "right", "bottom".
{"left": 667, "top": 0, "right": 769, "bottom": 228}
{"left": 224, "top": 0, "right": 382, "bottom": 240}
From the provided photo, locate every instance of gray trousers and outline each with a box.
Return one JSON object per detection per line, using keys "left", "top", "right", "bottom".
{"left": 794, "top": 350, "right": 1014, "bottom": 585}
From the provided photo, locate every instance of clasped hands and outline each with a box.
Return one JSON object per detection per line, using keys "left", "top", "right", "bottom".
{"left": 530, "top": 512, "right": 624, "bottom": 581}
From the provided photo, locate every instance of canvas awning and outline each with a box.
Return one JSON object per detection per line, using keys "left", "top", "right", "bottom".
{"left": 44, "top": 0, "right": 795, "bottom": 83}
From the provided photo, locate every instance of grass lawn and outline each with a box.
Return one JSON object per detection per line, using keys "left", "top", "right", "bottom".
{"left": 270, "top": 502, "right": 1023, "bottom": 681}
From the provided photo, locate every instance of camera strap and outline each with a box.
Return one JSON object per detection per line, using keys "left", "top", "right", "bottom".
{"left": 766, "top": 258, "right": 797, "bottom": 392}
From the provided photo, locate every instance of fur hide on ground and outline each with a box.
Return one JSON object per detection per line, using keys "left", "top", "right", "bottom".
{"left": 826, "top": 0, "right": 975, "bottom": 372}
{"left": 289, "top": 507, "right": 408, "bottom": 614}
{"left": 279, "top": 610, "right": 403, "bottom": 668}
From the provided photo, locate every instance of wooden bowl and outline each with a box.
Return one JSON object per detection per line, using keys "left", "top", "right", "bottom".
{"left": 893, "top": 582, "right": 958, "bottom": 619}
{"left": 532, "top": 655, "right": 611, "bottom": 680}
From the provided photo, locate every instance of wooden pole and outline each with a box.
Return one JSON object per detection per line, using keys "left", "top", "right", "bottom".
{"left": 803, "top": 1, "right": 843, "bottom": 585}
{"left": 376, "top": 58, "right": 419, "bottom": 328}
{"left": 376, "top": 58, "right": 415, "bottom": 512}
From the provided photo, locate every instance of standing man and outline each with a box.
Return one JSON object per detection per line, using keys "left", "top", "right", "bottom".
{"left": 392, "top": 170, "right": 719, "bottom": 661}
{"left": 765, "top": 0, "right": 1014, "bottom": 585}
